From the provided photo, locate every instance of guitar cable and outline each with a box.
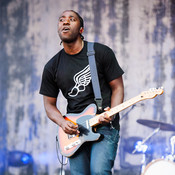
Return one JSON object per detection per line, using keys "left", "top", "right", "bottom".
{"left": 56, "top": 135, "right": 68, "bottom": 175}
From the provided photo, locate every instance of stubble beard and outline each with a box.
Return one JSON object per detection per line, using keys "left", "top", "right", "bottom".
{"left": 59, "top": 30, "right": 80, "bottom": 43}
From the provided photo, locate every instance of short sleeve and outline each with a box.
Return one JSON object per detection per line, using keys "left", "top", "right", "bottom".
{"left": 102, "top": 47, "right": 124, "bottom": 82}
{"left": 39, "top": 66, "right": 59, "bottom": 98}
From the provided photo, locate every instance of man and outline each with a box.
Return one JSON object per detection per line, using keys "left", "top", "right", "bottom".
{"left": 40, "top": 10, "right": 124, "bottom": 175}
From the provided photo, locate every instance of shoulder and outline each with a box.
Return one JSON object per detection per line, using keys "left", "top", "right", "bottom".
{"left": 85, "top": 41, "right": 112, "bottom": 52}
{"left": 90, "top": 42, "right": 116, "bottom": 62}
{"left": 92, "top": 42, "right": 115, "bottom": 60}
{"left": 94, "top": 42, "right": 113, "bottom": 54}
{"left": 44, "top": 49, "right": 63, "bottom": 72}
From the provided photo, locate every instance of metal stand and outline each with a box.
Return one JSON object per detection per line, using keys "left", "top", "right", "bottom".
{"left": 132, "top": 127, "right": 160, "bottom": 154}
{"left": 165, "top": 136, "right": 175, "bottom": 161}
{"left": 132, "top": 127, "right": 160, "bottom": 174}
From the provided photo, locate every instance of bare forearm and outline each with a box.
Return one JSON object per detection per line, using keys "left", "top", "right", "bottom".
{"left": 44, "top": 102, "right": 65, "bottom": 126}
{"left": 111, "top": 86, "right": 124, "bottom": 108}
{"left": 110, "top": 76, "right": 124, "bottom": 108}
{"left": 99, "top": 77, "right": 124, "bottom": 124}
{"left": 43, "top": 96, "right": 79, "bottom": 135}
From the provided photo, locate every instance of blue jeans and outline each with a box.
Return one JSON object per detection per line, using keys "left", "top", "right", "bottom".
{"left": 69, "top": 125, "right": 120, "bottom": 175}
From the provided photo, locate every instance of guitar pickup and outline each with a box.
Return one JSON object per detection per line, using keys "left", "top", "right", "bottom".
{"left": 68, "top": 134, "right": 76, "bottom": 139}
{"left": 64, "top": 139, "right": 81, "bottom": 150}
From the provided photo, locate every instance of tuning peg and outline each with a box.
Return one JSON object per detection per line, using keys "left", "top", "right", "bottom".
{"left": 156, "top": 86, "right": 164, "bottom": 90}
{"left": 149, "top": 88, "right": 156, "bottom": 91}
{"left": 149, "top": 87, "right": 164, "bottom": 91}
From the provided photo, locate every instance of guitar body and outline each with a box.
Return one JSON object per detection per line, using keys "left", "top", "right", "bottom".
{"left": 58, "top": 104, "right": 101, "bottom": 157}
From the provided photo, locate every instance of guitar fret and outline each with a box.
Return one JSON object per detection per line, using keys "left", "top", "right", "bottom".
{"left": 108, "top": 95, "right": 141, "bottom": 116}
{"left": 89, "top": 88, "right": 164, "bottom": 127}
{"left": 89, "top": 116, "right": 100, "bottom": 126}
{"left": 89, "top": 95, "right": 142, "bottom": 127}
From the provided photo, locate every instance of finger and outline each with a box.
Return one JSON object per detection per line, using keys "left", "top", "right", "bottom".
{"left": 102, "top": 117, "right": 111, "bottom": 123}
{"left": 65, "top": 127, "right": 79, "bottom": 135}
{"left": 102, "top": 110, "right": 110, "bottom": 121}
{"left": 68, "top": 122, "right": 78, "bottom": 129}
{"left": 104, "top": 107, "right": 110, "bottom": 111}
{"left": 99, "top": 115, "right": 111, "bottom": 124}
{"left": 67, "top": 123, "right": 80, "bottom": 134}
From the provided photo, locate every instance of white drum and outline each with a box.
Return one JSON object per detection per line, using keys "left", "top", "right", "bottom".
{"left": 142, "top": 159, "right": 175, "bottom": 175}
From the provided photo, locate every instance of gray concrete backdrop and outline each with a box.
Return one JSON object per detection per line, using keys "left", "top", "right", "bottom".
{"left": 0, "top": 0, "right": 175, "bottom": 174}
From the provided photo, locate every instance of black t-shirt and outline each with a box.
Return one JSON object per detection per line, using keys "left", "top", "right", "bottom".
{"left": 40, "top": 41, "right": 124, "bottom": 128}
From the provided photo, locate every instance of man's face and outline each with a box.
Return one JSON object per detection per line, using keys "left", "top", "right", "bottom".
{"left": 58, "top": 11, "right": 83, "bottom": 43}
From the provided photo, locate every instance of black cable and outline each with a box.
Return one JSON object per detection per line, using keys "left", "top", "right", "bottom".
{"left": 56, "top": 136, "right": 68, "bottom": 175}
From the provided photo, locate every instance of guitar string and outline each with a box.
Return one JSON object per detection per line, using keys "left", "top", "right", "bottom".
{"left": 68, "top": 111, "right": 115, "bottom": 128}
{"left": 66, "top": 91, "right": 162, "bottom": 127}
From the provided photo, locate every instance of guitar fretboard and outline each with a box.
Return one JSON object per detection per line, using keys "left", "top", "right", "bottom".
{"left": 89, "top": 95, "right": 144, "bottom": 127}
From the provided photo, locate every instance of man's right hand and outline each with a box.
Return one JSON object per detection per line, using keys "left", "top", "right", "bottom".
{"left": 60, "top": 120, "right": 80, "bottom": 135}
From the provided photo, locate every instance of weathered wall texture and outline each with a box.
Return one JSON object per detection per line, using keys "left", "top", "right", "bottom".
{"left": 0, "top": 0, "right": 175, "bottom": 174}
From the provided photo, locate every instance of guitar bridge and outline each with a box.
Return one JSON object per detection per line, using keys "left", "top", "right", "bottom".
{"left": 64, "top": 139, "right": 81, "bottom": 150}
{"left": 68, "top": 134, "right": 76, "bottom": 139}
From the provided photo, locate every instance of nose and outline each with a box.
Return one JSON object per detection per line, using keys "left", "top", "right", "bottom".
{"left": 63, "top": 18, "right": 70, "bottom": 25}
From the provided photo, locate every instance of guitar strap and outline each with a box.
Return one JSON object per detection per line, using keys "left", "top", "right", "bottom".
{"left": 87, "top": 42, "right": 103, "bottom": 111}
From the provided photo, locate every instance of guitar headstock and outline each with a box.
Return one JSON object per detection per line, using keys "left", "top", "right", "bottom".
{"left": 140, "top": 87, "right": 164, "bottom": 99}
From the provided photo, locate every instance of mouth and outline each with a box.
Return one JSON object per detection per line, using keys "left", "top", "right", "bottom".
{"left": 62, "top": 27, "right": 70, "bottom": 32}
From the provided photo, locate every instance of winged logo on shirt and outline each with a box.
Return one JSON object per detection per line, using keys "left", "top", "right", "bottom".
{"left": 68, "top": 65, "right": 91, "bottom": 97}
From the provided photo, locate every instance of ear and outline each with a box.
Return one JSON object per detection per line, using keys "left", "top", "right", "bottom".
{"left": 79, "top": 27, "right": 84, "bottom": 34}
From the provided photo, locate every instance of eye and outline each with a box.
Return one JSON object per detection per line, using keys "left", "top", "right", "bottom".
{"left": 59, "top": 18, "right": 64, "bottom": 22}
{"left": 70, "top": 18, "right": 76, "bottom": 22}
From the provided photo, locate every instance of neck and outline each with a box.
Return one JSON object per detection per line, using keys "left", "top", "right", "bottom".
{"left": 62, "top": 38, "right": 84, "bottom": 55}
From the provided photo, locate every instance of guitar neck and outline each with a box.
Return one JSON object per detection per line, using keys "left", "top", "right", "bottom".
{"left": 89, "top": 94, "right": 144, "bottom": 127}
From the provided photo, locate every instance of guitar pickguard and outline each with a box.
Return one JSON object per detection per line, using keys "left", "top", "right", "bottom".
{"left": 58, "top": 104, "right": 100, "bottom": 157}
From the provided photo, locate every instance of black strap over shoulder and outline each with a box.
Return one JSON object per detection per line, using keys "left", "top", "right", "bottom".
{"left": 87, "top": 42, "right": 103, "bottom": 111}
